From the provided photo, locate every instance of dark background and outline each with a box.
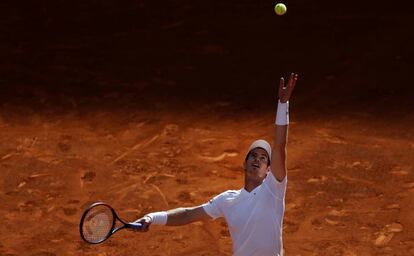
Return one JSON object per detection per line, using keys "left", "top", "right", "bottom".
{"left": 1, "top": 0, "right": 413, "bottom": 115}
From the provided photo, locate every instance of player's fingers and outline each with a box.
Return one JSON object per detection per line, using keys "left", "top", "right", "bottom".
{"left": 136, "top": 222, "right": 149, "bottom": 232}
{"left": 287, "top": 73, "right": 298, "bottom": 98}
{"left": 279, "top": 77, "right": 285, "bottom": 91}
{"left": 142, "top": 224, "right": 150, "bottom": 232}
{"left": 133, "top": 217, "right": 151, "bottom": 232}
{"left": 279, "top": 77, "right": 285, "bottom": 88}
{"left": 278, "top": 77, "right": 285, "bottom": 99}
{"left": 290, "top": 73, "right": 298, "bottom": 90}
{"left": 286, "top": 73, "right": 294, "bottom": 88}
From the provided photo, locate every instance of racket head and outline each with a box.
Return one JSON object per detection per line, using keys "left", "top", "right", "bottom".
{"left": 80, "top": 202, "right": 116, "bottom": 244}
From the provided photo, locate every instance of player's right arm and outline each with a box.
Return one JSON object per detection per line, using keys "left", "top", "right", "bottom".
{"left": 134, "top": 191, "right": 229, "bottom": 231}
{"left": 134, "top": 205, "right": 212, "bottom": 231}
{"left": 165, "top": 206, "right": 212, "bottom": 225}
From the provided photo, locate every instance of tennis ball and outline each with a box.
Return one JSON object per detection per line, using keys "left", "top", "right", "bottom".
{"left": 274, "top": 3, "right": 287, "bottom": 16}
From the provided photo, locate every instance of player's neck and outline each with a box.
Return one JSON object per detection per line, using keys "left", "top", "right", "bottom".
{"left": 244, "top": 177, "right": 262, "bottom": 192}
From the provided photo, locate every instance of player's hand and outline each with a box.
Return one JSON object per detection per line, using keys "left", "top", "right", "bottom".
{"left": 131, "top": 216, "right": 152, "bottom": 232}
{"left": 278, "top": 72, "right": 298, "bottom": 103}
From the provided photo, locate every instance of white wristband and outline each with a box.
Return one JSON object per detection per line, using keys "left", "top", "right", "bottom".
{"left": 275, "top": 100, "right": 289, "bottom": 125}
{"left": 146, "top": 211, "right": 168, "bottom": 225}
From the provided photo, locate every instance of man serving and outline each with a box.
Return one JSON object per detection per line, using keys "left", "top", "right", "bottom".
{"left": 134, "top": 73, "right": 298, "bottom": 256}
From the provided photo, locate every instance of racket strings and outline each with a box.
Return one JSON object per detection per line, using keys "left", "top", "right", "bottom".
{"left": 81, "top": 205, "right": 114, "bottom": 243}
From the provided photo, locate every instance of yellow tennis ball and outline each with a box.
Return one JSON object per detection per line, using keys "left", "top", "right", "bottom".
{"left": 274, "top": 3, "right": 287, "bottom": 16}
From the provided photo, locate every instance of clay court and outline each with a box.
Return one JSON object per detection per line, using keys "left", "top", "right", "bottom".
{"left": 1, "top": 1, "right": 413, "bottom": 255}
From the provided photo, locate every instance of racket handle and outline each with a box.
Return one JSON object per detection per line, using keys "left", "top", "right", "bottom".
{"left": 125, "top": 222, "right": 143, "bottom": 230}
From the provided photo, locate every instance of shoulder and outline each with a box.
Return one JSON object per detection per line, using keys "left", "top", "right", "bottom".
{"left": 212, "top": 189, "right": 240, "bottom": 200}
{"left": 202, "top": 189, "right": 241, "bottom": 219}
{"left": 208, "top": 189, "right": 241, "bottom": 205}
{"left": 266, "top": 169, "right": 287, "bottom": 184}
{"left": 263, "top": 171, "right": 288, "bottom": 199}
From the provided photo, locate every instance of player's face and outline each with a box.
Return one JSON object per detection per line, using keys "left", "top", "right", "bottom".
{"left": 244, "top": 148, "right": 270, "bottom": 180}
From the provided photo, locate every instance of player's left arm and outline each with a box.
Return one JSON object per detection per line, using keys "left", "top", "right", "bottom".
{"left": 270, "top": 73, "right": 298, "bottom": 182}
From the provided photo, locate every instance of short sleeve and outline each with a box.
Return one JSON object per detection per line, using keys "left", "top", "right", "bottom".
{"left": 202, "top": 191, "right": 228, "bottom": 220}
{"left": 263, "top": 170, "right": 287, "bottom": 200}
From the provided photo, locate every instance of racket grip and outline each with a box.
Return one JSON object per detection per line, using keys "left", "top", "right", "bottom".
{"left": 125, "top": 222, "right": 143, "bottom": 230}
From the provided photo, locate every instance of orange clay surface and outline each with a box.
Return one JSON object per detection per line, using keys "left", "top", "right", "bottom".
{"left": 1, "top": 107, "right": 413, "bottom": 255}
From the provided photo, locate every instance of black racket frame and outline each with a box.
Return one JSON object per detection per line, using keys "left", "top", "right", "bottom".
{"left": 79, "top": 201, "right": 137, "bottom": 244}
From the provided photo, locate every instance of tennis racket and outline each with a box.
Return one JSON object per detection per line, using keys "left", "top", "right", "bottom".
{"left": 79, "top": 202, "right": 143, "bottom": 244}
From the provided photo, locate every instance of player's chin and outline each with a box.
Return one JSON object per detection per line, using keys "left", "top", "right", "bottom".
{"left": 246, "top": 167, "right": 259, "bottom": 174}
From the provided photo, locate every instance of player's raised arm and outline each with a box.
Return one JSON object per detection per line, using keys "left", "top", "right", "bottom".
{"left": 270, "top": 73, "right": 298, "bottom": 181}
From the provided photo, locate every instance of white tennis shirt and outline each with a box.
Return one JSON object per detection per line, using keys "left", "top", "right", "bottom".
{"left": 202, "top": 171, "right": 287, "bottom": 256}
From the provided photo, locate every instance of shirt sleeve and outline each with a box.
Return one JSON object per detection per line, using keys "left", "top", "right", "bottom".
{"left": 263, "top": 170, "right": 287, "bottom": 200}
{"left": 202, "top": 191, "right": 228, "bottom": 220}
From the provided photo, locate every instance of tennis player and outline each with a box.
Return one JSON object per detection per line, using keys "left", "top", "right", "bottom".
{"left": 134, "top": 73, "right": 298, "bottom": 256}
